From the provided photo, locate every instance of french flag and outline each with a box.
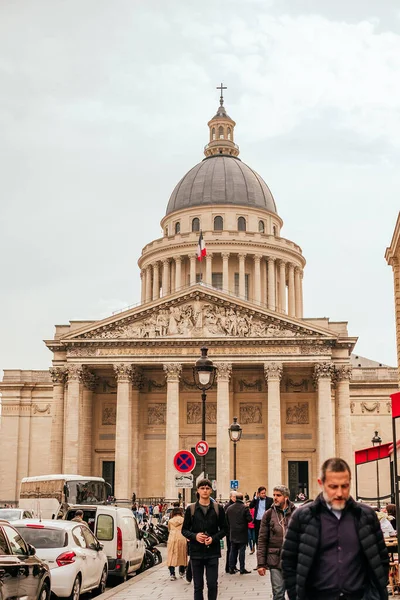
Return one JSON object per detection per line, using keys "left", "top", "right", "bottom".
{"left": 197, "top": 231, "right": 207, "bottom": 261}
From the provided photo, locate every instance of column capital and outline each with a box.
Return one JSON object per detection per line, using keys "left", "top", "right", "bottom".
{"left": 49, "top": 366, "right": 67, "bottom": 385}
{"left": 206, "top": 251, "right": 213, "bottom": 259}
{"left": 253, "top": 254, "right": 261, "bottom": 263}
{"left": 279, "top": 259, "right": 286, "bottom": 267}
{"left": 238, "top": 253, "right": 246, "bottom": 260}
{"left": 221, "top": 252, "right": 230, "bottom": 260}
{"left": 264, "top": 362, "right": 283, "bottom": 381}
{"left": 113, "top": 363, "right": 133, "bottom": 382}
{"left": 335, "top": 365, "right": 353, "bottom": 381}
{"left": 216, "top": 362, "right": 232, "bottom": 381}
{"left": 163, "top": 363, "right": 182, "bottom": 381}
{"left": 173, "top": 255, "right": 182, "bottom": 264}
{"left": 131, "top": 366, "right": 144, "bottom": 390}
{"left": 79, "top": 366, "right": 98, "bottom": 391}
{"left": 162, "top": 258, "right": 170, "bottom": 266}
{"left": 295, "top": 265, "right": 301, "bottom": 274}
{"left": 288, "top": 263, "right": 295, "bottom": 272}
{"left": 66, "top": 364, "right": 83, "bottom": 382}
{"left": 153, "top": 260, "right": 159, "bottom": 268}
{"left": 313, "top": 362, "right": 335, "bottom": 383}
{"left": 267, "top": 256, "right": 276, "bottom": 264}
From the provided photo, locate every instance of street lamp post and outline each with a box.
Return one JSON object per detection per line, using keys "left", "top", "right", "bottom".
{"left": 371, "top": 430, "right": 382, "bottom": 509}
{"left": 228, "top": 417, "right": 243, "bottom": 481}
{"left": 193, "top": 346, "right": 216, "bottom": 477}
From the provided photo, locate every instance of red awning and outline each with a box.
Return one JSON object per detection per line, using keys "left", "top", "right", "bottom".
{"left": 355, "top": 442, "right": 392, "bottom": 465}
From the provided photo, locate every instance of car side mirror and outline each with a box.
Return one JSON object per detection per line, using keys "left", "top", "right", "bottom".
{"left": 97, "top": 543, "right": 104, "bottom": 551}
{"left": 28, "top": 544, "right": 36, "bottom": 556}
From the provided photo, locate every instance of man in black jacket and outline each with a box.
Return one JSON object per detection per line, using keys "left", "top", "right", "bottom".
{"left": 226, "top": 492, "right": 252, "bottom": 574}
{"left": 182, "top": 479, "right": 226, "bottom": 600}
{"left": 249, "top": 486, "right": 273, "bottom": 547}
{"left": 224, "top": 490, "right": 237, "bottom": 573}
{"left": 282, "top": 457, "right": 389, "bottom": 600}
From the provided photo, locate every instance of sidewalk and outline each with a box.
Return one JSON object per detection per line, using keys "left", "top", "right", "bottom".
{"left": 101, "top": 549, "right": 273, "bottom": 600}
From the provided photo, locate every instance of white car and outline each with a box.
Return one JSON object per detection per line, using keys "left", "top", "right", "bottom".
{"left": 0, "top": 508, "right": 34, "bottom": 521}
{"left": 13, "top": 520, "right": 108, "bottom": 600}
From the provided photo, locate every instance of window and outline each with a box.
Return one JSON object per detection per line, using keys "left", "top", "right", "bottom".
{"left": 165, "top": 227, "right": 168, "bottom": 237}
{"left": 227, "top": 127, "right": 231, "bottom": 140}
{"left": 15, "top": 526, "right": 67, "bottom": 549}
{"left": 212, "top": 127, "right": 216, "bottom": 141}
{"left": 175, "top": 222, "right": 180, "bottom": 234}
{"left": 121, "top": 516, "right": 136, "bottom": 542}
{"left": 72, "top": 527, "right": 86, "bottom": 548}
{"left": 214, "top": 216, "right": 223, "bottom": 230}
{"left": 96, "top": 515, "right": 114, "bottom": 541}
{"left": 238, "top": 217, "right": 246, "bottom": 231}
{"left": 258, "top": 220, "right": 265, "bottom": 233}
{"left": 3, "top": 525, "right": 28, "bottom": 556}
{"left": 81, "top": 526, "right": 98, "bottom": 549}
{"left": 218, "top": 126, "right": 224, "bottom": 139}
{"left": 0, "top": 529, "right": 10, "bottom": 555}
{"left": 212, "top": 273, "right": 223, "bottom": 290}
{"left": 273, "top": 225, "right": 277, "bottom": 236}
{"left": 234, "top": 273, "right": 249, "bottom": 300}
{"left": 192, "top": 218, "right": 200, "bottom": 232}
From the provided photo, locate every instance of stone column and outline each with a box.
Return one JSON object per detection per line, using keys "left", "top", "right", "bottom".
{"left": 145, "top": 266, "right": 152, "bottom": 303}
{"left": 267, "top": 257, "right": 276, "bottom": 311}
{"left": 163, "top": 363, "right": 182, "bottom": 501}
{"left": 279, "top": 261, "right": 286, "bottom": 314}
{"left": 63, "top": 365, "right": 82, "bottom": 473}
{"left": 174, "top": 256, "right": 182, "bottom": 292}
{"left": 205, "top": 252, "right": 213, "bottom": 286}
{"left": 238, "top": 253, "right": 246, "bottom": 298}
{"left": 288, "top": 264, "right": 295, "bottom": 317}
{"left": 222, "top": 253, "right": 230, "bottom": 292}
{"left": 253, "top": 255, "right": 261, "bottom": 304}
{"left": 49, "top": 367, "right": 66, "bottom": 474}
{"left": 152, "top": 262, "right": 160, "bottom": 301}
{"left": 300, "top": 270, "right": 304, "bottom": 317}
{"left": 264, "top": 362, "right": 283, "bottom": 492}
{"left": 140, "top": 270, "right": 145, "bottom": 304}
{"left": 314, "top": 363, "right": 335, "bottom": 465}
{"left": 114, "top": 364, "right": 133, "bottom": 500}
{"left": 295, "top": 267, "right": 302, "bottom": 318}
{"left": 17, "top": 398, "right": 32, "bottom": 485}
{"left": 79, "top": 367, "right": 97, "bottom": 476}
{"left": 335, "top": 365, "right": 353, "bottom": 468}
{"left": 216, "top": 363, "right": 232, "bottom": 500}
{"left": 190, "top": 256, "right": 196, "bottom": 285}
{"left": 162, "top": 259, "right": 170, "bottom": 296}
{"left": 131, "top": 367, "right": 143, "bottom": 498}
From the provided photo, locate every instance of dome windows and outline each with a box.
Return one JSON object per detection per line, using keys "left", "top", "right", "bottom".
{"left": 258, "top": 220, "right": 265, "bottom": 233}
{"left": 214, "top": 216, "right": 223, "bottom": 231}
{"left": 212, "top": 127, "right": 216, "bottom": 141}
{"left": 238, "top": 217, "right": 246, "bottom": 232}
{"left": 218, "top": 126, "right": 224, "bottom": 139}
{"left": 227, "top": 127, "right": 231, "bottom": 140}
{"left": 273, "top": 225, "right": 277, "bottom": 236}
{"left": 192, "top": 218, "right": 200, "bottom": 232}
{"left": 175, "top": 222, "right": 181, "bottom": 234}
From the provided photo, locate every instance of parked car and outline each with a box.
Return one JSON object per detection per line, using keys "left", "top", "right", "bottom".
{"left": 65, "top": 505, "right": 145, "bottom": 582}
{"left": 13, "top": 520, "right": 107, "bottom": 600}
{"left": 0, "top": 519, "right": 51, "bottom": 600}
{"left": 0, "top": 509, "right": 34, "bottom": 522}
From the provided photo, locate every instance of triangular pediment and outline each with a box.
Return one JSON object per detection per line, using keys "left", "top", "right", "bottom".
{"left": 59, "top": 286, "right": 337, "bottom": 343}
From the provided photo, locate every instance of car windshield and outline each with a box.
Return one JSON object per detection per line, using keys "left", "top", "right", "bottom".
{"left": 66, "top": 480, "right": 107, "bottom": 505}
{"left": 15, "top": 527, "right": 67, "bottom": 549}
{"left": 0, "top": 510, "right": 21, "bottom": 521}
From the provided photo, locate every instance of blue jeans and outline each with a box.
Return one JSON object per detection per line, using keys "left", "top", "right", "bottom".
{"left": 229, "top": 542, "right": 246, "bottom": 572}
{"left": 247, "top": 529, "right": 255, "bottom": 550}
{"left": 270, "top": 568, "right": 285, "bottom": 600}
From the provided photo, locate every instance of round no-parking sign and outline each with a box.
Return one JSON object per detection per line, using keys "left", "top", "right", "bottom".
{"left": 174, "top": 450, "right": 196, "bottom": 473}
{"left": 195, "top": 440, "right": 209, "bottom": 457}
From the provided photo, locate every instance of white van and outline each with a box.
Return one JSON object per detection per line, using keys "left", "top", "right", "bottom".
{"left": 65, "top": 505, "right": 145, "bottom": 581}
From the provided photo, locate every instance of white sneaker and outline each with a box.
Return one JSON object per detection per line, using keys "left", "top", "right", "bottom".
{"left": 170, "top": 575, "right": 176, "bottom": 581}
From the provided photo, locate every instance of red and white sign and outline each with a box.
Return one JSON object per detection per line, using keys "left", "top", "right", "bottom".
{"left": 174, "top": 450, "right": 196, "bottom": 473}
{"left": 195, "top": 440, "right": 209, "bottom": 457}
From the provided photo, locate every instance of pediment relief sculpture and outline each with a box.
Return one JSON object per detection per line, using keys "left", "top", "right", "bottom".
{"left": 77, "top": 300, "right": 319, "bottom": 340}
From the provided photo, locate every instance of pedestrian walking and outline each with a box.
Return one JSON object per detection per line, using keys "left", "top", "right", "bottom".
{"left": 282, "top": 457, "right": 389, "bottom": 600}
{"left": 224, "top": 491, "right": 237, "bottom": 573}
{"left": 182, "top": 478, "right": 226, "bottom": 600}
{"left": 167, "top": 507, "right": 188, "bottom": 580}
{"left": 257, "top": 485, "right": 296, "bottom": 600}
{"left": 226, "top": 492, "right": 252, "bottom": 575}
{"left": 247, "top": 505, "right": 255, "bottom": 554}
{"left": 249, "top": 486, "right": 273, "bottom": 548}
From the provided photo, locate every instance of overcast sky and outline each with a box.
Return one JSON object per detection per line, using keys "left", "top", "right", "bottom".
{"left": 1, "top": 0, "right": 399, "bottom": 371}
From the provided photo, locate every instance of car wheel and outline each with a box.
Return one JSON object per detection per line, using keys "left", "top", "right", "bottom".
{"left": 68, "top": 576, "right": 81, "bottom": 600}
{"left": 37, "top": 581, "right": 50, "bottom": 600}
{"left": 93, "top": 566, "right": 107, "bottom": 596}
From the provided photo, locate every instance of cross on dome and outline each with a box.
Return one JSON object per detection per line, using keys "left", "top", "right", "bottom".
{"left": 216, "top": 82, "right": 227, "bottom": 105}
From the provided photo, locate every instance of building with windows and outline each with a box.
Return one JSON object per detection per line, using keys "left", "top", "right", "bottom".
{"left": 0, "top": 95, "right": 397, "bottom": 505}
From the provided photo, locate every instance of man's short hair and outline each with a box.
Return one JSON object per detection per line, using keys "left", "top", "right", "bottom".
{"left": 320, "top": 457, "right": 351, "bottom": 482}
{"left": 197, "top": 478, "right": 212, "bottom": 490}
{"left": 258, "top": 486, "right": 266, "bottom": 493}
{"left": 229, "top": 491, "right": 237, "bottom": 499}
{"left": 75, "top": 509, "right": 84, "bottom": 517}
{"left": 273, "top": 485, "right": 290, "bottom": 497}
{"left": 236, "top": 493, "right": 244, "bottom": 501}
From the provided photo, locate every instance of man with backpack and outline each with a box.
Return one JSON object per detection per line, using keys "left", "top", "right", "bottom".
{"left": 182, "top": 479, "right": 226, "bottom": 600}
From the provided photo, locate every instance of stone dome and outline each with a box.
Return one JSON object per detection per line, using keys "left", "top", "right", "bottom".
{"left": 165, "top": 155, "right": 277, "bottom": 216}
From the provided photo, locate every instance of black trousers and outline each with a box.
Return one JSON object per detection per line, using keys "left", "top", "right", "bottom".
{"left": 225, "top": 535, "right": 231, "bottom": 572}
{"left": 229, "top": 542, "right": 246, "bottom": 572}
{"left": 191, "top": 557, "right": 219, "bottom": 600}
{"left": 254, "top": 519, "right": 262, "bottom": 545}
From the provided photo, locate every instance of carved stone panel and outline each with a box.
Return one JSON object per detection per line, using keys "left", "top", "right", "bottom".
{"left": 97, "top": 378, "right": 117, "bottom": 394}
{"left": 148, "top": 403, "right": 166, "bottom": 425}
{"left": 102, "top": 403, "right": 116, "bottom": 426}
{"left": 187, "top": 402, "right": 217, "bottom": 424}
{"left": 283, "top": 378, "right": 309, "bottom": 393}
{"left": 240, "top": 403, "right": 262, "bottom": 424}
{"left": 236, "top": 379, "right": 264, "bottom": 393}
{"left": 286, "top": 402, "right": 309, "bottom": 425}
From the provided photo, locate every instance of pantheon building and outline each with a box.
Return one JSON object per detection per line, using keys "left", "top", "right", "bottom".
{"left": 0, "top": 95, "right": 397, "bottom": 504}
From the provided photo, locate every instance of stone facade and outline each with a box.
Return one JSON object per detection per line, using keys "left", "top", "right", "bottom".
{"left": 1, "top": 98, "right": 397, "bottom": 504}
{"left": 386, "top": 211, "right": 400, "bottom": 382}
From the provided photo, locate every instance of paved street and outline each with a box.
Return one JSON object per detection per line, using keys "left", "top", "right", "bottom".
{"left": 100, "top": 549, "right": 273, "bottom": 600}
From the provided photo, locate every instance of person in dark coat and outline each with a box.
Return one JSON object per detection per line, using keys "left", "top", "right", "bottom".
{"left": 226, "top": 492, "right": 252, "bottom": 574}
{"left": 249, "top": 486, "right": 273, "bottom": 547}
{"left": 223, "top": 491, "right": 237, "bottom": 573}
{"left": 182, "top": 479, "right": 226, "bottom": 600}
{"left": 282, "top": 457, "right": 389, "bottom": 600}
